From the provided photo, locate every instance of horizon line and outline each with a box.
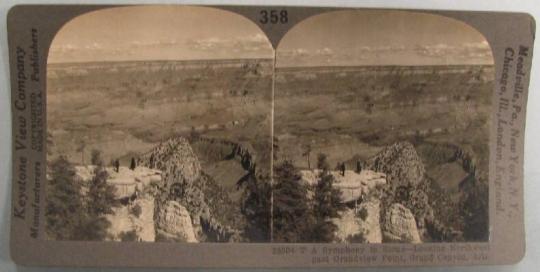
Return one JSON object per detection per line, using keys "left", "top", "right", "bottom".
{"left": 47, "top": 58, "right": 494, "bottom": 68}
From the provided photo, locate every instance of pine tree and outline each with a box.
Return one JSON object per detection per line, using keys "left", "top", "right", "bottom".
{"left": 46, "top": 156, "right": 84, "bottom": 240}
{"left": 461, "top": 182, "right": 489, "bottom": 241}
{"left": 76, "top": 154, "right": 118, "bottom": 240}
{"left": 302, "top": 144, "right": 312, "bottom": 169}
{"left": 87, "top": 165, "right": 117, "bottom": 215}
{"left": 272, "top": 160, "right": 314, "bottom": 242}
{"left": 311, "top": 153, "right": 345, "bottom": 242}
{"left": 241, "top": 172, "right": 271, "bottom": 242}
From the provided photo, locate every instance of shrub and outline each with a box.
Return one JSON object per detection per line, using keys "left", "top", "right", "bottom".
{"left": 119, "top": 230, "right": 138, "bottom": 242}
{"left": 347, "top": 233, "right": 367, "bottom": 243}
{"left": 131, "top": 204, "right": 142, "bottom": 218}
{"left": 358, "top": 207, "right": 368, "bottom": 221}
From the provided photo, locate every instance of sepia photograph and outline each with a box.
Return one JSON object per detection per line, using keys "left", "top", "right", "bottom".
{"left": 45, "top": 6, "right": 493, "bottom": 245}
{"left": 6, "top": 1, "right": 539, "bottom": 268}
{"left": 273, "top": 10, "right": 493, "bottom": 243}
{"left": 46, "top": 6, "right": 274, "bottom": 243}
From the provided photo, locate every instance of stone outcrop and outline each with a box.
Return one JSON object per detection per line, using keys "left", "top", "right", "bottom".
{"left": 129, "top": 196, "right": 156, "bottom": 241}
{"left": 382, "top": 203, "right": 421, "bottom": 243}
{"left": 75, "top": 165, "right": 162, "bottom": 199}
{"left": 364, "top": 142, "right": 425, "bottom": 186}
{"left": 138, "top": 137, "right": 208, "bottom": 239}
{"left": 73, "top": 166, "right": 162, "bottom": 242}
{"left": 155, "top": 201, "right": 198, "bottom": 243}
{"left": 334, "top": 199, "right": 382, "bottom": 243}
{"left": 138, "top": 137, "right": 240, "bottom": 242}
{"left": 358, "top": 199, "right": 383, "bottom": 243}
{"left": 138, "top": 137, "right": 201, "bottom": 186}
{"left": 105, "top": 195, "right": 156, "bottom": 242}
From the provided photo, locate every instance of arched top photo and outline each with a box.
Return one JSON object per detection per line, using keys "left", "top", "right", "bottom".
{"left": 276, "top": 10, "right": 494, "bottom": 67}
{"left": 48, "top": 5, "right": 273, "bottom": 64}
{"left": 45, "top": 6, "right": 274, "bottom": 244}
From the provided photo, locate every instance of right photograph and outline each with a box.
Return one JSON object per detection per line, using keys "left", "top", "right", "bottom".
{"left": 273, "top": 10, "right": 494, "bottom": 243}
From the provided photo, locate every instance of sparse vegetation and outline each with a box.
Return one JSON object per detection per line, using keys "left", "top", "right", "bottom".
{"left": 347, "top": 233, "right": 367, "bottom": 243}
{"left": 46, "top": 59, "right": 492, "bottom": 243}
{"left": 358, "top": 207, "right": 368, "bottom": 221}
{"left": 119, "top": 230, "right": 139, "bottom": 242}
{"left": 131, "top": 204, "right": 142, "bottom": 218}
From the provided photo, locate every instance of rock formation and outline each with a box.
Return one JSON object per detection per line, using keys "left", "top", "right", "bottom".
{"left": 75, "top": 165, "right": 163, "bottom": 199}
{"left": 138, "top": 137, "right": 239, "bottom": 242}
{"left": 363, "top": 141, "right": 425, "bottom": 186}
{"left": 129, "top": 196, "right": 156, "bottom": 241}
{"left": 75, "top": 165, "right": 163, "bottom": 242}
{"left": 334, "top": 198, "right": 382, "bottom": 243}
{"left": 155, "top": 200, "right": 198, "bottom": 242}
{"left": 382, "top": 203, "right": 421, "bottom": 243}
{"left": 138, "top": 137, "right": 201, "bottom": 186}
{"left": 358, "top": 199, "right": 383, "bottom": 243}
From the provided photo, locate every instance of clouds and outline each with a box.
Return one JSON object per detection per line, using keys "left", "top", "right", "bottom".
{"left": 49, "top": 42, "right": 129, "bottom": 60}
{"left": 415, "top": 41, "right": 492, "bottom": 61}
{"left": 48, "top": 7, "right": 494, "bottom": 66}
{"left": 48, "top": 6, "right": 274, "bottom": 63}
{"left": 275, "top": 9, "right": 495, "bottom": 66}
{"left": 186, "top": 34, "right": 272, "bottom": 53}
{"left": 49, "top": 34, "right": 273, "bottom": 63}
{"left": 50, "top": 37, "right": 493, "bottom": 66}
{"left": 276, "top": 41, "right": 493, "bottom": 67}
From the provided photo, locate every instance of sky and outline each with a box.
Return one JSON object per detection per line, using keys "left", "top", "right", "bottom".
{"left": 276, "top": 10, "right": 494, "bottom": 67}
{"left": 49, "top": 7, "right": 494, "bottom": 66}
{"left": 48, "top": 6, "right": 273, "bottom": 63}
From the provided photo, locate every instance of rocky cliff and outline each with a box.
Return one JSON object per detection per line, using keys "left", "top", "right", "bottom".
{"left": 138, "top": 137, "right": 240, "bottom": 242}
{"left": 334, "top": 198, "right": 383, "bottom": 243}
{"left": 363, "top": 142, "right": 425, "bottom": 187}
{"left": 75, "top": 165, "right": 165, "bottom": 242}
{"left": 156, "top": 201, "right": 198, "bottom": 242}
{"left": 331, "top": 141, "right": 430, "bottom": 243}
{"left": 138, "top": 137, "right": 202, "bottom": 186}
{"left": 382, "top": 203, "right": 421, "bottom": 243}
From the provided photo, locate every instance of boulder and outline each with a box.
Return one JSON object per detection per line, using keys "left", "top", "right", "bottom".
{"left": 382, "top": 203, "right": 421, "bottom": 243}
{"left": 155, "top": 201, "right": 198, "bottom": 243}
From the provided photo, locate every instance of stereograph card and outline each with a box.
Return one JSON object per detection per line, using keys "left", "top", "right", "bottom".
{"left": 6, "top": 4, "right": 535, "bottom": 268}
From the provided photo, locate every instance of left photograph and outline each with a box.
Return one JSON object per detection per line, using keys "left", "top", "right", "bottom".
{"left": 46, "top": 6, "right": 274, "bottom": 243}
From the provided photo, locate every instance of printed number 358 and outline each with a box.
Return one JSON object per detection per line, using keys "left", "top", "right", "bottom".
{"left": 260, "top": 10, "right": 288, "bottom": 24}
